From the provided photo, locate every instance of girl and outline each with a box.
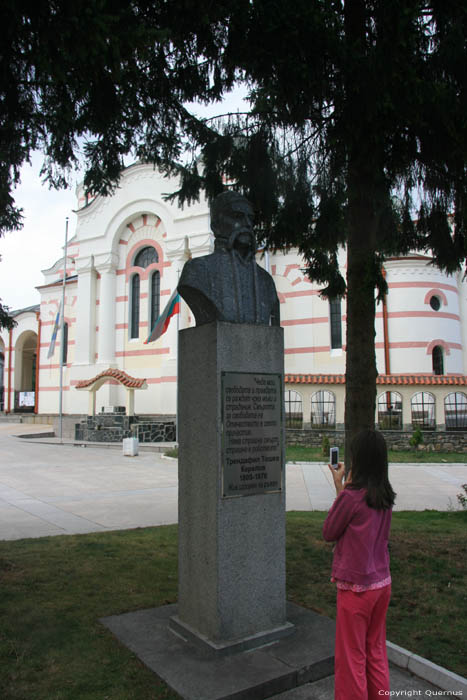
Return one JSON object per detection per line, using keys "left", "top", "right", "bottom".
{"left": 323, "top": 429, "right": 396, "bottom": 700}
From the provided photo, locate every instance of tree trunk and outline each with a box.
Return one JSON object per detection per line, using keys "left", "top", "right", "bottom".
{"left": 344, "top": 165, "right": 378, "bottom": 472}
{"left": 343, "top": 0, "right": 379, "bottom": 471}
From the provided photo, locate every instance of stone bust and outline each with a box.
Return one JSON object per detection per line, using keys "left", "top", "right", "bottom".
{"left": 178, "top": 191, "right": 280, "bottom": 326}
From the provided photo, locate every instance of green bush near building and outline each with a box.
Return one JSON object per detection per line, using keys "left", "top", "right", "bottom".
{"left": 286, "top": 444, "right": 466, "bottom": 463}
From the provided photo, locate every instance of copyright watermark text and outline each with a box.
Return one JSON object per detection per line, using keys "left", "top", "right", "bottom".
{"left": 378, "top": 692, "right": 463, "bottom": 697}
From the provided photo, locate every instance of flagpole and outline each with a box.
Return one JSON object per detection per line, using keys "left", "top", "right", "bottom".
{"left": 176, "top": 269, "right": 180, "bottom": 444}
{"left": 58, "top": 217, "right": 69, "bottom": 443}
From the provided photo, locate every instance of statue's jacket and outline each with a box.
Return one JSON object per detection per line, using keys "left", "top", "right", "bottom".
{"left": 178, "top": 249, "right": 280, "bottom": 327}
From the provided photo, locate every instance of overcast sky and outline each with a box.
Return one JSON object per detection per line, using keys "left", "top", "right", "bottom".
{"left": 0, "top": 153, "right": 78, "bottom": 311}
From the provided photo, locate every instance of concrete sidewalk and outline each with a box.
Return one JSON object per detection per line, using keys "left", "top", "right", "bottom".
{"left": 1, "top": 423, "right": 466, "bottom": 540}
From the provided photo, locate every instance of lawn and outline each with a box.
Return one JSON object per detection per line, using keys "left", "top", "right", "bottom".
{"left": 286, "top": 444, "right": 467, "bottom": 463}
{"left": 0, "top": 511, "right": 466, "bottom": 699}
{"left": 286, "top": 510, "right": 467, "bottom": 679}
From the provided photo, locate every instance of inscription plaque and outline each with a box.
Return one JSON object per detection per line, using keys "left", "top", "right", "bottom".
{"left": 221, "top": 371, "right": 283, "bottom": 498}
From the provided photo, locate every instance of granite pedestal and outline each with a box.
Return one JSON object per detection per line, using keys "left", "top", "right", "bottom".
{"left": 173, "top": 322, "right": 291, "bottom": 653}
{"left": 101, "top": 602, "right": 335, "bottom": 700}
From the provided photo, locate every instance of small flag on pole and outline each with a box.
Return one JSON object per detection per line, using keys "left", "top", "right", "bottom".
{"left": 145, "top": 289, "right": 181, "bottom": 344}
{"left": 47, "top": 302, "right": 62, "bottom": 359}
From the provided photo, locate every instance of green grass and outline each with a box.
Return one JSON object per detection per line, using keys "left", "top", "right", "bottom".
{"left": 286, "top": 444, "right": 467, "bottom": 463}
{"left": 0, "top": 512, "right": 466, "bottom": 698}
{"left": 0, "top": 528, "right": 180, "bottom": 700}
{"left": 163, "top": 447, "right": 178, "bottom": 458}
{"left": 162, "top": 445, "right": 466, "bottom": 463}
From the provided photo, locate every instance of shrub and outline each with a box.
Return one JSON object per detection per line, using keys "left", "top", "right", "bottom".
{"left": 164, "top": 447, "right": 178, "bottom": 458}
{"left": 457, "top": 484, "right": 467, "bottom": 510}
{"left": 321, "top": 435, "right": 330, "bottom": 458}
{"left": 409, "top": 427, "right": 423, "bottom": 449}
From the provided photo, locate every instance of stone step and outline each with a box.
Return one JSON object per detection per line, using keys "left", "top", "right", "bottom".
{"left": 0, "top": 413, "right": 23, "bottom": 423}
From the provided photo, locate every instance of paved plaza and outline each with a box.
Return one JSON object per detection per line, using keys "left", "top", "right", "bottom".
{"left": 0, "top": 422, "right": 466, "bottom": 541}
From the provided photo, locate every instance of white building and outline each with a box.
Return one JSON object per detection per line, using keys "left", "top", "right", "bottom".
{"left": 1, "top": 163, "right": 466, "bottom": 432}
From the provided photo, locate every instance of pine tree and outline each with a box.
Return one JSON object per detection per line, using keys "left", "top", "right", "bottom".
{"left": 167, "top": 0, "right": 467, "bottom": 456}
{"left": 1, "top": 2, "right": 466, "bottom": 455}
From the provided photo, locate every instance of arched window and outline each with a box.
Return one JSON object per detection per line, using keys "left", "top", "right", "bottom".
{"left": 311, "top": 391, "right": 336, "bottom": 428}
{"left": 432, "top": 345, "right": 444, "bottom": 375}
{"left": 130, "top": 274, "right": 140, "bottom": 339}
{"left": 411, "top": 392, "right": 435, "bottom": 430}
{"left": 444, "top": 392, "right": 467, "bottom": 431}
{"left": 329, "top": 298, "right": 342, "bottom": 349}
{"left": 62, "top": 322, "right": 68, "bottom": 365}
{"left": 285, "top": 390, "right": 303, "bottom": 428}
{"left": 149, "top": 270, "right": 160, "bottom": 332}
{"left": 377, "top": 391, "right": 402, "bottom": 430}
{"left": 134, "top": 246, "right": 158, "bottom": 268}
{"left": 130, "top": 245, "right": 160, "bottom": 338}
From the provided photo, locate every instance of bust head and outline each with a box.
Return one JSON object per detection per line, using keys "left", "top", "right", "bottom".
{"left": 210, "top": 191, "right": 255, "bottom": 256}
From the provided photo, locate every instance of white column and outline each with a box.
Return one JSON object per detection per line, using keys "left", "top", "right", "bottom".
{"left": 96, "top": 254, "right": 118, "bottom": 366}
{"left": 159, "top": 234, "right": 213, "bottom": 414}
{"left": 126, "top": 388, "right": 135, "bottom": 416}
{"left": 166, "top": 233, "right": 213, "bottom": 339}
{"left": 88, "top": 390, "right": 96, "bottom": 416}
{"left": 165, "top": 240, "right": 189, "bottom": 359}
{"left": 401, "top": 389, "right": 412, "bottom": 431}
{"left": 74, "top": 257, "right": 97, "bottom": 365}
{"left": 435, "top": 389, "right": 445, "bottom": 430}
{"left": 335, "top": 385, "right": 345, "bottom": 428}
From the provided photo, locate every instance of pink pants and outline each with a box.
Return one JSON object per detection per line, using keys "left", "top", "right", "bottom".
{"left": 334, "top": 584, "right": 391, "bottom": 700}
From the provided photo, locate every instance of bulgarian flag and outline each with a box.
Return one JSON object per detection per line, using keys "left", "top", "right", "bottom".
{"left": 47, "top": 301, "right": 62, "bottom": 359}
{"left": 145, "top": 289, "right": 181, "bottom": 344}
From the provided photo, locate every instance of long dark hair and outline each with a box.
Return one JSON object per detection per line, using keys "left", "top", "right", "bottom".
{"left": 347, "top": 429, "right": 396, "bottom": 510}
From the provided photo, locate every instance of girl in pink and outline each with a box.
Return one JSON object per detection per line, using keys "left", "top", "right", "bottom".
{"left": 323, "top": 429, "right": 396, "bottom": 700}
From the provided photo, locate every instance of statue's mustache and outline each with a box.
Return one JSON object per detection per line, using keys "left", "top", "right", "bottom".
{"left": 228, "top": 229, "right": 254, "bottom": 246}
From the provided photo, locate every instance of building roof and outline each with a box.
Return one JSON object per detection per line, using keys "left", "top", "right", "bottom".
{"left": 285, "top": 374, "right": 346, "bottom": 385}
{"left": 10, "top": 304, "right": 40, "bottom": 317}
{"left": 36, "top": 275, "right": 78, "bottom": 291}
{"left": 285, "top": 374, "right": 467, "bottom": 386}
{"left": 75, "top": 368, "right": 147, "bottom": 390}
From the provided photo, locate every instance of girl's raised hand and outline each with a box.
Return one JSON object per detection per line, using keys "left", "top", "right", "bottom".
{"left": 328, "top": 462, "right": 346, "bottom": 495}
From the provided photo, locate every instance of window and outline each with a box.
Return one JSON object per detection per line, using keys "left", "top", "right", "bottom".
{"left": 411, "top": 392, "right": 435, "bottom": 430}
{"left": 429, "top": 295, "right": 441, "bottom": 311}
{"left": 377, "top": 392, "right": 402, "bottom": 430}
{"left": 329, "top": 298, "right": 342, "bottom": 349}
{"left": 444, "top": 392, "right": 467, "bottom": 431}
{"left": 134, "top": 246, "right": 158, "bottom": 268}
{"left": 130, "top": 274, "right": 140, "bottom": 339}
{"left": 432, "top": 345, "right": 444, "bottom": 375}
{"left": 285, "top": 390, "right": 303, "bottom": 428}
{"left": 149, "top": 270, "right": 160, "bottom": 332}
{"left": 311, "top": 391, "right": 336, "bottom": 428}
{"left": 130, "top": 245, "right": 160, "bottom": 338}
{"left": 62, "top": 322, "right": 68, "bottom": 365}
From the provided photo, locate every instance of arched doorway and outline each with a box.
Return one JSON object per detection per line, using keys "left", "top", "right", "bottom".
{"left": 14, "top": 331, "right": 38, "bottom": 412}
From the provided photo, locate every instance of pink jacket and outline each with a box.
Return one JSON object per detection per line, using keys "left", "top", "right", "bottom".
{"left": 323, "top": 487, "right": 392, "bottom": 585}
